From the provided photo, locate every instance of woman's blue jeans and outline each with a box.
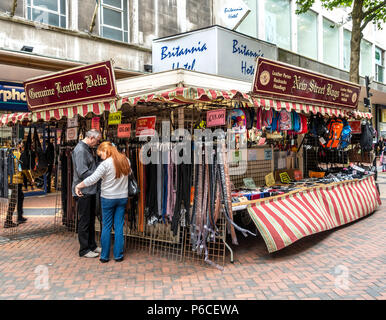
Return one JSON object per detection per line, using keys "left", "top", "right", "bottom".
{"left": 100, "top": 197, "right": 128, "bottom": 261}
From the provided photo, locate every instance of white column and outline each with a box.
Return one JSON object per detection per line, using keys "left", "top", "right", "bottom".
{"left": 291, "top": 0, "right": 297, "bottom": 52}
{"left": 318, "top": 13, "right": 323, "bottom": 62}
{"left": 257, "top": 0, "right": 265, "bottom": 41}
{"left": 154, "top": 0, "right": 159, "bottom": 38}
{"left": 70, "top": 0, "right": 78, "bottom": 31}
{"left": 177, "top": 0, "right": 187, "bottom": 33}
{"left": 372, "top": 43, "right": 376, "bottom": 79}
{"left": 132, "top": 0, "right": 139, "bottom": 44}
{"left": 339, "top": 26, "right": 344, "bottom": 69}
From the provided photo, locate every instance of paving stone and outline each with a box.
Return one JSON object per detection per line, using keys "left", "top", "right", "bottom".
{"left": 0, "top": 175, "right": 385, "bottom": 300}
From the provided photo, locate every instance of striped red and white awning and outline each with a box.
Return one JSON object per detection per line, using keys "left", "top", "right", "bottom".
{"left": 120, "top": 87, "right": 372, "bottom": 120}
{"left": 31, "top": 100, "right": 118, "bottom": 122}
{"left": 247, "top": 175, "right": 380, "bottom": 253}
{"left": 352, "top": 110, "right": 373, "bottom": 119}
{"left": 121, "top": 87, "right": 250, "bottom": 106}
{"left": 0, "top": 112, "right": 31, "bottom": 126}
{"left": 251, "top": 97, "right": 373, "bottom": 119}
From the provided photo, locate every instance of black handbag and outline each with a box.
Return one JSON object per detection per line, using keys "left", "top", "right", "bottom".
{"left": 128, "top": 172, "right": 139, "bottom": 197}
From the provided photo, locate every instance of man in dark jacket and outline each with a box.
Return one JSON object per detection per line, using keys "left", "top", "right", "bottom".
{"left": 72, "top": 129, "right": 101, "bottom": 258}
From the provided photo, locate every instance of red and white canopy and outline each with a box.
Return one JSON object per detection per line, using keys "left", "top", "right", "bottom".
{"left": 24, "top": 87, "right": 372, "bottom": 123}
{"left": 120, "top": 86, "right": 250, "bottom": 106}
{"left": 120, "top": 86, "right": 372, "bottom": 120}
{"left": 0, "top": 112, "right": 31, "bottom": 126}
{"left": 31, "top": 100, "right": 118, "bottom": 122}
{"left": 248, "top": 175, "right": 380, "bottom": 253}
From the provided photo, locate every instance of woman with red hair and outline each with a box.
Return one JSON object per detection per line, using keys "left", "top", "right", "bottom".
{"left": 75, "top": 141, "right": 131, "bottom": 263}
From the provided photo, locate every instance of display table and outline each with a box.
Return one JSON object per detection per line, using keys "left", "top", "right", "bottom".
{"left": 234, "top": 175, "right": 381, "bottom": 253}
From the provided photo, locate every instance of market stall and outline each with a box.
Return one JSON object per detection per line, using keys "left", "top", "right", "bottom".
{"left": 12, "top": 58, "right": 380, "bottom": 266}
{"left": 226, "top": 57, "right": 380, "bottom": 253}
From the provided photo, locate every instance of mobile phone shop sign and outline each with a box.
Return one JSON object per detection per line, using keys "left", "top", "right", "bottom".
{"left": 252, "top": 57, "right": 360, "bottom": 109}
{"left": 207, "top": 109, "right": 226, "bottom": 127}
{"left": 24, "top": 60, "right": 117, "bottom": 111}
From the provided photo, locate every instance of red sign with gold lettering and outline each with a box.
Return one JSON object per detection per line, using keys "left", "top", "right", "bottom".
{"left": 252, "top": 57, "right": 360, "bottom": 109}
{"left": 24, "top": 60, "right": 117, "bottom": 111}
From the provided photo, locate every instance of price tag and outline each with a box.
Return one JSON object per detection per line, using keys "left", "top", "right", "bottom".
{"left": 265, "top": 172, "right": 275, "bottom": 187}
{"left": 91, "top": 117, "right": 100, "bottom": 131}
{"left": 108, "top": 111, "right": 122, "bottom": 125}
{"left": 319, "top": 137, "right": 326, "bottom": 145}
{"left": 117, "top": 123, "right": 131, "bottom": 138}
{"left": 279, "top": 172, "right": 291, "bottom": 184}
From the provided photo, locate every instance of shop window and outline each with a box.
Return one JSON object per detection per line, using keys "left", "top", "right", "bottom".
{"left": 343, "top": 29, "right": 351, "bottom": 71}
{"left": 264, "top": 0, "right": 291, "bottom": 50}
{"left": 297, "top": 9, "right": 318, "bottom": 60}
{"left": 360, "top": 39, "right": 372, "bottom": 77}
{"left": 26, "top": 0, "right": 67, "bottom": 28}
{"left": 236, "top": 0, "right": 258, "bottom": 39}
{"left": 322, "top": 18, "right": 339, "bottom": 68}
{"left": 375, "top": 46, "right": 384, "bottom": 83}
{"left": 100, "top": 0, "right": 129, "bottom": 43}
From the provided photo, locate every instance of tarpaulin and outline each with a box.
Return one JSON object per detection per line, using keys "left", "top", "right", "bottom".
{"left": 247, "top": 175, "right": 380, "bottom": 253}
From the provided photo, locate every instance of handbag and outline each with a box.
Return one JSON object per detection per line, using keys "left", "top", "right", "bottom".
{"left": 128, "top": 171, "right": 139, "bottom": 197}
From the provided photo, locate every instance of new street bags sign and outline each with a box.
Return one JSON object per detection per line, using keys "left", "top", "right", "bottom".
{"left": 252, "top": 57, "right": 361, "bottom": 109}
{"left": 24, "top": 60, "right": 117, "bottom": 111}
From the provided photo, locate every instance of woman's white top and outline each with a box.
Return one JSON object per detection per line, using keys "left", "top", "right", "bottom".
{"left": 83, "top": 157, "right": 130, "bottom": 199}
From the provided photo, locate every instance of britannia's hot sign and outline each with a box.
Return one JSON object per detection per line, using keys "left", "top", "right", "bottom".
{"left": 252, "top": 57, "right": 361, "bottom": 109}
{"left": 24, "top": 60, "right": 117, "bottom": 111}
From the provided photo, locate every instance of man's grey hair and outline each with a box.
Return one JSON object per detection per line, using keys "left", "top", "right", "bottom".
{"left": 85, "top": 129, "right": 101, "bottom": 139}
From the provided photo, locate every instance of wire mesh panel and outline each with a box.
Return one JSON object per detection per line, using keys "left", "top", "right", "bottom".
{"left": 230, "top": 159, "right": 273, "bottom": 188}
{"left": 183, "top": 210, "right": 227, "bottom": 269}
{"left": 0, "top": 125, "right": 64, "bottom": 241}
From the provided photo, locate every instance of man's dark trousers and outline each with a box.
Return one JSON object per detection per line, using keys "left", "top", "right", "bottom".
{"left": 77, "top": 194, "right": 97, "bottom": 256}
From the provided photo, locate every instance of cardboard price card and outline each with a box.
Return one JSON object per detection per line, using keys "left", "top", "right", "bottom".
{"left": 207, "top": 109, "right": 226, "bottom": 127}
{"left": 279, "top": 172, "right": 291, "bottom": 184}
{"left": 135, "top": 116, "right": 156, "bottom": 137}
{"left": 91, "top": 117, "right": 100, "bottom": 131}
{"left": 117, "top": 123, "right": 131, "bottom": 138}
{"left": 108, "top": 111, "right": 122, "bottom": 125}
{"left": 265, "top": 172, "right": 275, "bottom": 187}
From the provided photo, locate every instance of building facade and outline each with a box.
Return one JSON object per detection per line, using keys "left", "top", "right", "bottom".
{"left": 1, "top": 0, "right": 385, "bottom": 134}
{"left": 231, "top": 0, "right": 386, "bottom": 133}
{"left": 0, "top": 0, "right": 212, "bottom": 83}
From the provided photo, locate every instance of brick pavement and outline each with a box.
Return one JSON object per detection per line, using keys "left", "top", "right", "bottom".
{"left": 0, "top": 175, "right": 385, "bottom": 300}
